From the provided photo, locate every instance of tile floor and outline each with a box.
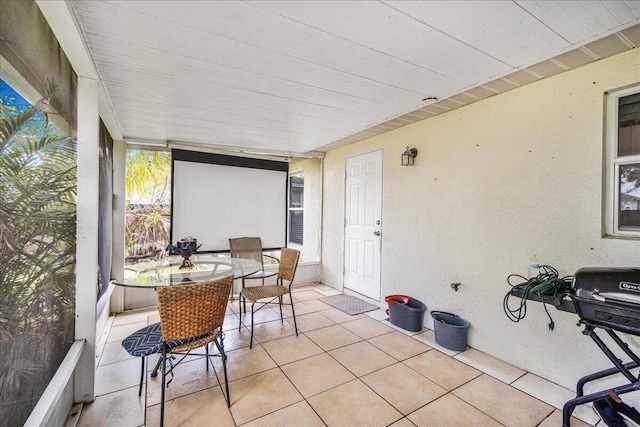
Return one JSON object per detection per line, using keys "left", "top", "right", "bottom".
{"left": 79, "top": 283, "right": 602, "bottom": 427}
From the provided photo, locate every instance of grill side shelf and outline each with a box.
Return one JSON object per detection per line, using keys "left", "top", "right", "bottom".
{"left": 509, "top": 288, "right": 577, "bottom": 313}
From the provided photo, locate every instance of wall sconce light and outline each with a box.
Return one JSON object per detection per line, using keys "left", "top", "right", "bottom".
{"left": 401, "top": 147, "right": 418, "bottom": 166}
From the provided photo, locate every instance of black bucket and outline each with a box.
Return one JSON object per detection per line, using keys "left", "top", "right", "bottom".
{"left": 431, "top": 311, "right": 470, "bottom": 351}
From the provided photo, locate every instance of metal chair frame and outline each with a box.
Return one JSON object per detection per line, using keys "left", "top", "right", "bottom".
{"left": 238, "top": 248, "right": 300, "bottom": 348}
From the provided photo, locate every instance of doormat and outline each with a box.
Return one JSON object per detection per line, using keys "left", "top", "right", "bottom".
{"left": 319, "top": 294, "right": 378, "bottom": 315}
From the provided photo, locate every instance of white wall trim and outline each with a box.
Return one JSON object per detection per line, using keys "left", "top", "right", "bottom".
{"left": 74, "top": 76, "right": 100, "bottom": 403}
{"left": 23, "top": 340, "right": 85, "bottom": 427}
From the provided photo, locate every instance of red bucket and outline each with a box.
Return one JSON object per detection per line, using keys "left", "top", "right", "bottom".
{"left": 385, "top": 294, "right": 410, "bottom": 305}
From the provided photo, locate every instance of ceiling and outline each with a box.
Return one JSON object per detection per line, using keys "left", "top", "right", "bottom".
{"left": 67, "top": 1, "right": 640, "bottom": 157}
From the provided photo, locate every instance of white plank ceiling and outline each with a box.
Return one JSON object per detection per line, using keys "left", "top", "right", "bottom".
{"left": 68, "top": 1, "right": 640, "bottom": 157}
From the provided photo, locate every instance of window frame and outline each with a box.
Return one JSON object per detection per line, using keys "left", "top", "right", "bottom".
{"left": 288, "top": 173, "right": 304, "bottom": 246}
{"left": 605, "top": 83, "right": 640, "bottom": 237}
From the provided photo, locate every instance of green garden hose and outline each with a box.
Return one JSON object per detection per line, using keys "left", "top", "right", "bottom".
{"left": 503, "top": 265, "right": 572, "bottom": 331}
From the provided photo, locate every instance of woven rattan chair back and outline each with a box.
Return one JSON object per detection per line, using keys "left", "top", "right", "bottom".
{"left": 229, "top": 237, "right": 265, "bottom": 266}
{"left": 278, "top": 247, "right": 300, "bottom": 283}
{"left": 156, "top": 275, "right": 233, "bottom": 351}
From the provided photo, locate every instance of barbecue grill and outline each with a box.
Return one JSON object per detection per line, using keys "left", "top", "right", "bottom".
{"left": 529, "top": 267, "right": 640, "bottom": 426}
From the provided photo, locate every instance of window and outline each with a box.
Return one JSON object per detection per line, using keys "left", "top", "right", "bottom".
{"left": 289, "top": 174, "right": 304, "bottom": 245}
{"left": 606, "top": 85, "right": 640, "bottom": 236}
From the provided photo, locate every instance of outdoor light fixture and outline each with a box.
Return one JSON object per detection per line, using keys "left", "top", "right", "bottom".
{"left": 401, "top": 147, "right": 418, "bottom": 166}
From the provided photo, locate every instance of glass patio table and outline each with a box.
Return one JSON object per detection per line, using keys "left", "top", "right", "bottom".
{"left": 112, "top": 254, "right": 262, "bottom": 288}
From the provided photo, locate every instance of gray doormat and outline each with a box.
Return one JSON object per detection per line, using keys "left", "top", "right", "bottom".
{"left": 319, "top": 294, "right": 378, "bottom": 315}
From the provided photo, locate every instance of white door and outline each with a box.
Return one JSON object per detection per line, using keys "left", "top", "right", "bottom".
{"left": 344, "top": 150, "right": 382, "bottom": 301}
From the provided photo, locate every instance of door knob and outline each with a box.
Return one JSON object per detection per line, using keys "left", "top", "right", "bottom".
{"left": 373, "top": 231, "right": 381, "bottom": 236}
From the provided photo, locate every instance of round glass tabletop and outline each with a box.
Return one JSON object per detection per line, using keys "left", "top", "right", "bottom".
{"left": 111, "top": 254, "right": 262, "bottom": 288}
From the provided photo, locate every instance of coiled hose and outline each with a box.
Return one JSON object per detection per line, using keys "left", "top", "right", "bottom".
{"left": 503, "top": 265, "right": 572, "bottom": 331}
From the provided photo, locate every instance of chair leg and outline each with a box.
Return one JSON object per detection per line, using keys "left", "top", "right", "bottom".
{"left": 214, "top": 335, "right": 231, "bottom": 407}
{"left": 138, "top": 357, "right": 145, "bottom": 396}
{"left": 151, "top": 355, "right": 162, "bottom": 377}
{"left": 290, "top": 292, "right": 298, "bottom": 336}
{"left": 206, "top": 343, "right": 209, "bottom": 371}
{"left": 279, "top": 295, "right": 284, "bottom": 323}
{"left": 242, "top": 278, "right": 247, "bottom": 313}
{"left": 250, "top": 302, "right": 255, "bottom": 349}
{"left": 238, "top": 294, "right": 242, "bottom": 331}
{"left": 161, "top": 346, "right": 167, "bottom": 427}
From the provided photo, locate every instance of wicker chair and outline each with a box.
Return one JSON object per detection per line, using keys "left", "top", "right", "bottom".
{"left": 238, "top": 247, "right": 300, "bottom": 348}
{"left": 228, "top": 237, "right": 279, "bottom": 307}
{"left": 121, "top": 276, "right": 233, "bottom": 426}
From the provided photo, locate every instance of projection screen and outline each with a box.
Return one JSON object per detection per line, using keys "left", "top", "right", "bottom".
{"left": 171, "top": 149, "right": 289, "bottom": 252}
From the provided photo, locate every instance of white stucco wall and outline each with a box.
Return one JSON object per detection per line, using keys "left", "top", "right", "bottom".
{"left": 321, "top": 48, "right": 640, "bottom": 389}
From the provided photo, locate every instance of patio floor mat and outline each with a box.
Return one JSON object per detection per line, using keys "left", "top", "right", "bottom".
{"left": 319, "top": 294, "right": 378, "bottom": 315}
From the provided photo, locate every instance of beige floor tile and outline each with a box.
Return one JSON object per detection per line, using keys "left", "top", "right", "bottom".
{"left": 368, "top": 331, "right": 431, "bottom": 361}
{"left": 294, "top": 312, "right": 335, "bottom": 332}
{"left": 106, "top": 320, "right": 148, "bottom": 343}
{"left": 252, "top": 319, "right": 298, "bottom": 344}
{"left": 77, "top": 386, "right": 144, "bottom": 427}
{"left": 282, "top": 353, "right": 356, "bottom": 398}
{"left": 380, "top": 319, "right": 424, "bottom": 336}
{"left": 407, "top": 394, "right": 502, "bottom": 427}
{"left": 227, "top": 299, "right": 241, "bottom": 314}
{"left": 404, "top": 350, "right": 481, "bottom": 390}
{"left": 366, "top": 309, "right": 389, "bottom": 321}
{"left": 412, "top": 330, "right": 461, "bottom": 357}
{"left": 229, "top": 368, "right": 303, "bottom": 425}
{"left": 572, "top": 403, "right": 600, "bottom": 426}
{"left": 100, "top": 288, "right": 594, "bottom": 427}
{"left": 362, "top": 363, "right": 447, "bottom": 414}
{"left": 242, "top": 401, "right": 325, "bottom": 427}
{"left": 305, "top": 324, "right": 363, "bottom": 351}
{"left": 388, "top": 417, "right": 418, "bottom": 427}
{"left": 111, "top": 309, "right": 158, "bottom": 327}
{"left": 212, "top": 344, "right": 277, "bottom": 381}
{"left": 511, "top": 374, "right": 600, "bottom": 425}
{"left": 238, "top": 305, "right": 283, "bottom": 325}
{"left": 146, "top": 386, "right": 234, "bottom": 426}
{"left": 453, "top": 375, "right": 554, "bottom": 426}
{"left": 318, "top": 289, "right": 342, "bottom": 296}
{"left": 320, "top": 307, "right": 365, "bottom": 324}
{"left": 143, "top": 349, "right": 210, "bottom": 378}
{"left": 308, "top": 379, "right": 402, "bottom": 426}
{"left": 95, "top": 357, "right": 144, "bottom": 396}
{"left": 511, "top": 372, "right": 577, "bottom": 410}
{"left": 538, "top": 409, "right": 593, "bottom": 427}
{"left": 302, "top": 298, "right": 332, "bottom": 311}
{"left": 329, "top": 341, "right": 396, "bottom": 377}
{"left": 313, "top": 284, "right": 338, "bottom": 292}
{"left": 292, "top": 289, "right": 326, "bottom": 301}
{"left": 146, "top": 358, "right": 220, "bottom": 406}
{"left": 262, "top": 334, "right": 323, "bottom": 366}
{"left": 99, "top": 341, "right": 135, "bottom": 366}
{"left": 454, "top": 348, "right": 525, "bottom": 384}
{"left": 341, "top": 316, "right": 395, "bottom": 339}
{"left": 291, "top": 284, "right": 320, "bottom": 293}
{"left": 275, "top": 300, "right": 315, "bottom": 319}
{"left": 222, "top": 313, "right": 240, "bottom": 331}
{"left": 220, "top": 328, "right": 253, "bottom": 351}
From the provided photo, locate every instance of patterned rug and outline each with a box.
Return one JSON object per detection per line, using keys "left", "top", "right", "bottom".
{"left": 319, "top": 294, "right": 378, "bottom": 315}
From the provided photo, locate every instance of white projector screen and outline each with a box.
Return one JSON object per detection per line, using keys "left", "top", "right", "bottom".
{"left": 171, "top": 150, "right": 288, "bottom": 252}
